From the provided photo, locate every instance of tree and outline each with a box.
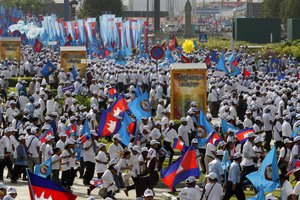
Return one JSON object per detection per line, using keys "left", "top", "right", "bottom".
{"left": 80, "top": 0, "right": 123, "bottom": 18}
{"left": 261, "top": 0, "right": 282, "bottom": 18}
{"left": 7, "top": 0, "right": 45, "bottom": 15}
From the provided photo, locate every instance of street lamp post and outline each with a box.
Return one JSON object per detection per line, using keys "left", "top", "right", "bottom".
{"left": 69, "top": 0, "right": 78, "bottom": 21}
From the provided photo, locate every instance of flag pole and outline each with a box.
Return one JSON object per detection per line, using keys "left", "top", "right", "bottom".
{"left": 26, "top": 169, "right": 35, "bottom": 200}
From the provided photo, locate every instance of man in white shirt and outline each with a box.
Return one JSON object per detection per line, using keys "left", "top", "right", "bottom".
{"left": 108, "top": 134, "right": 124, "bottom": 162}
{"left": 280, "top": 174, "right": 293, "bottom": 200}
{"left": 262, "top": 108, "right": 273, "bottom": 151}
{"left": 178, "top": 176, "right": 202, "bottom": 200}
{"left": 241, "top": 132, "right": 257, "bottom": 181}
{"left": 178, "top": 117, "right": 190, "bottom": 146}
{"left": 83, "top": 131, "right": 97, "bottom": 186}
{"left": 44, "top": 135, "right": 54, "bottom": 161}
{"left": 282, "top": 116, "right": 292, "bottom": 139}
{"left": 208, "top": 150, "right": 224, "bottom": 184}
{"left": 204, "top": 173, "right": 223, "bottom": 200}
{"left": 26, "top": 128, "right": 41, "bottom": 172}
{"left": 163, "top": 120, "right": 178, "bottom": 165}
{"left": 293, "top": 168, "right": 300, "bottom": 200}
{"left": 0, "top": 128, "right": 13, "bottom": 180}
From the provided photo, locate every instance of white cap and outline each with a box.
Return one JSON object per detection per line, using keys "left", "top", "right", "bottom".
{"left": 98, "top": 142, "right": 106, "bottom": 149}
{"left": 265, "top": 193, "right": 278, "bottom": 200}
{"left": 113, "top": 134, "right": 121, "bottom": 141}
{"left": 216, "top": 150, "right": 224, "bottom": 156}
{"left": 206, "top": 172, "right": 217, "bottom": 180}
{"left": 7, "top": 186, "right": 17, "bottom": 194}
{"left": 246, "top": 132, "right": 256, "bottom": 138}
{"left": 18, "top": 135, "right": 26, "bottom": 140}
{"left": 169, "top": 120, "right": 175, "bottom": 126}
{"left": 150, "top": 140, "right": 160, "bottom": 145}
{"left": 31, "top": 128, "right": 37, "bottom": 134}
{"left": 180, "top": 117, "right": 187, "bottom": 122}
{"left": 254, "top": 137, "right": 264, "bottom": 144}
{"left": 59, "top": 132, "right": 67, "bottom": 137}
{"left": 70, "top": 116, "right": 77, "bottom": 121}
{"left": 234, "top": 152, "right": 242, "bottom": 159}
{"left": 294, "top": 136, "right": 300, "bottom": 142}
{"left": 141, "top": 147, "right": 149, "bottom": 152}
{"left": 65, "top": 138, "right": 76, "bottom": 145}
{"left": 186, "top": 176, "right": 196, "bottom": 183}
{"left": 45, "top": 116, "right": 51, "bottom": 121}
{"left": 144, "top": 189, "right": 154, "bottom": 197}
{"left": 132, "top": 145, "right": 141, "bottom": 153}
{"left": 45, "top": 135, "right": 54, "bottom": 142}
{"left": 191, "top": 138, "right": 198, "bottom": 144}
{"left": 283, "top": 138, "right": 293, "bottom": 144}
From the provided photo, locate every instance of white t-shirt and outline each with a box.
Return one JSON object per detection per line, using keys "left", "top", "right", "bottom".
{"left": 2, "top": 135, "right": 12, "bottom": 153}
{"left": 178, "top": 186, "right": 202, "bottom": 200}
{"left": 102, "top": 169, "right": 115, "bottom": 192}
{"left": 178, "top": 125, "right": 189, "bottom": 146}
{"left": 205, "top": 143, "right": 216, "bottom": 158}
{"left": 26, "top": 135, "right": 40, "bottom": 158}
{"left": 52, "top": 154, "right": 60, "bottom": 170}
{"left": 44, "top": 144, "right": 53, "bottom": 161}
{"left": 163, "top": 128, "right": 178, "bottom": 143}
{"left": 95, "top": 151, "right": 108, "bottom": 173}
{"left": 293, "top": 181, "right": 300, "bottom": 200}
{"left": 108, "top": 143, "right": 124, "bottom": 161}
{"left": 61, "top": 149, "right": 72, "bottom": 171}
{"left": 204, "top": 182, "right": 223, "bottom": 200}
{"left": 282, "top": 180, "right": 293, "bottom": 200}
{"left": 83, "top": 140, "right": 95, "bottom": 163}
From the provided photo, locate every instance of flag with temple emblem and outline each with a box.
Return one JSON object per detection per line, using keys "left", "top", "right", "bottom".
{"left": 108, "top": 87, "right": 118, "bottom": 98}
{"left": 173, "top": 138, "right": 187, "bottom": 152}
{"left": 77, "top": 119, "right": 91, "bottom": 144}
{"left": 106, "top": 93, "right": 129, "bottom": 117}
{"left": 161, "top": 146, "right": 200, "bottom": 190}
{"left": 34, "top": 158, "right": 52, "bottom": 178}
{"left": 41, "top": 60, "right": 57, "bottom": 77}
{"left": 34, "top": 39, "right": 43, "bottom": 52}
{"left": 27, "top": 170, "right": 77, "bottom": 200}
{"left": 119, "top": 112, "right": 133, "bottom": 146}
{"left": 98, "top": 109, "right": 121, "bottom": 137}
{"left": 39, "top": 129, "right": 53, "bottom": 143}
{"left": 207, "top": 131, "right": 221, "bottom": 146}
{"left": 128, "top": 92, "right": 151, "bottom": 121}
{"left": 235, "top": 128, "right": 254, "bottom": 144}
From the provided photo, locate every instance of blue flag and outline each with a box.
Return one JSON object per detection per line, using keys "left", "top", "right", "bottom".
{"left": 136, "top": 85, "right": 142, "bottom": 97}
{"left": 291, "top": 126, "right": 300, "bottom": 138}
{"left": 268, "top": 58, "right": 279, "bottom": 73}
{"left": 71, "top": 65, "right": 78, "bottom": 79}
{"left": 247, "top": 190, "right": 265, "bottom": 200}
{"left": 128, "top": 92, "right": 151, "bottom": 121}
{"left": 216, "top": 52, "right": 229, "bottom": 75}
{"left": 34, "top": 158, "right": 52, "bottom": 178}
{"left": 246, "top": 146, "right": 279, "bottom": 193}
{"left": 41, "top": 60, "right": 57, "bottom": 77}
{"left": 221, "top": 119, "right": 238, "bottom": 134}
{"left": 197, "top": 110, "right": 215, "bottom": 147}
{"left": 278, "top": 72, "right": 285, "bottom": 80}
{"left": 119, "top": 112, "right": 132, "bottom": 146}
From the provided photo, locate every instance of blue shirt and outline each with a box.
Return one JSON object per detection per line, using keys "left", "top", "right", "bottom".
{"left": 15, "top": 144, "right": 28, "bottom": 166}
{"left": 228, "top": 160, "right": 240, "bottom": 184}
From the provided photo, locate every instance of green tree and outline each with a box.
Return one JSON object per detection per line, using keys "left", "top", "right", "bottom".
{"left": 261, "top": 0, "right": 282, "bottom": 18}
{"left": 80, "top": 0, "right": 123, "bottom": 18}
{"left": 11, "top": 0, "right": 45, "bottom": 15}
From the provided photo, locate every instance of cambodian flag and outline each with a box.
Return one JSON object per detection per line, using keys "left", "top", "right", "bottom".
{"left": 65, "top": 123, "right": 77, "bottom": 137}
{"left": 207, "top": 131, "right": 221, "bottom": 146}
{"left": 173, "top": 138, "right": 186, "bottom": 152}
{"left": 39, "top": 129, "right": 53, "bottom": 143}
{"left": 93, "top": 179, "right": 103, "bottom": 187}
{"left": 161, "top": 146, "right": 200, "bottom": 190}
{"left": 98, "top": 109, "right": 121, "bottom": 137}
{"left": 34, "top": 39, "right": 43, "bottom": 53}
{"left": 77, "top": 133, "right": 91, "bottom": 145}
{"left": 106, "top": 93, "right": 129, "bottom": 117}
{"left": 27, "top": 170, "right": 77, "bottom": 200}
{"left": 232, "top": 54, "right": 241, "bottom": 67}
{"left": 108, "top": 87, "right": 118, "bottom": 98}
{"left": 235, "top": 128, "right": 254, "bottom": 144}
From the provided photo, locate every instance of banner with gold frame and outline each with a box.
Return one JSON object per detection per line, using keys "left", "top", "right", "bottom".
{"left": 0, "top": 37, "right": 21, "bottom": 64}
{"left": 60, "top": 46, "right": 87, "bottom": 77}
{"left": 170, "top": 63, "right": 207, "bottom": 119}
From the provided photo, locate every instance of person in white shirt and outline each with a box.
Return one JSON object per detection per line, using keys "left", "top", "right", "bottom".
{"left": 26, "top": 128, "right": 40, "bottom": 172}
{"left": 3, "top": 186, "right": 17, "bottom": 200}
{"left": 280, "top": 174, "right": 293, "bottom": 200}
{"left": 83, "top": 131, "right": 97, "bottom": 186}
{"left": 44, "top": 135, "right": 54, "bottom": 162}
{"left": 6, "top": 101, "right": 19, "bottom": 125}
{"left": 291, "top": 136, "right": 300, "bottom": 161}
{"left": 108, "top": 134, "right": 124, "bottom": 162}
{"left": 101, "top": 165, "right": 118, "bottom": 199}
{"left": 178, "top": 117, "right": 190, "bottom": 146}
{"left": 273, "top": 115, "right": 283, "bottom": 149}
{"left": 205, "top": 142, "right": 216, "bottom": 174}
{"left": 203, "top": 173, "right": 223, "bottom": 200}
{"left": 163, "top": 120, "right": 178, "bottom": 165}
{"left": 60, "top": 139, "right": 76, "bottom": 190}
{"left": 56, "top": 132, "right": 67, "bottom": 152}
{"left": 156, "top": 99, "right": 165, "bottom": 119}
{"left": 278, "top": 138, "right": 293, "bottom": 175}
{"left": 51, "top": 147, "right": 61, "bottom": 183}
{"left": 208, "top": 150, "right": 224, "bottom": 184}
{"left": 241, "top": 133, "right": 257, "bottom": 181}
{"left": 1, "top": 128, "right": 13, "bottom": 180}
{"left": 178, "top": 176, "right": 202, "bottom": 200}
{"left": 282, "top": 116, "right": 292, "bottom": 139}
{"left": 149, "top": 122, "right": 162, "bottom": 142}
{"left": 293, "top": 168, "right": 300, "bottom": 200}
{"left": 262, "top": 108, "right": 273, "bottom": 151}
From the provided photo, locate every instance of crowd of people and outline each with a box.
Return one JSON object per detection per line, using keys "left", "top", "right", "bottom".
{"left": 0, "top": 43, "right": 298, "bottom": 200}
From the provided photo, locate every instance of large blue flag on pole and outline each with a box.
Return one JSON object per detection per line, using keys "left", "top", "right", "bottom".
{"left": 128, "top": 92, "right": 151, "bottom": 121}
{"left": 34, "top": 158, "right": 52, "bottom": 178}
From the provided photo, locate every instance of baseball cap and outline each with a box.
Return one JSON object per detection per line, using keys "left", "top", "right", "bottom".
{"left": 144, "top": 189, "right": 154, "bottom": 197}
{"left": 234, "top": 152, "right": 242, "bottom": 159}
{"left": 113, "top": 134, "right": 121, "bottom": 141}
{"left": 206, "top": 172, "right": 217, "bottom": 180}
{"left": 294, "top": 136, "right": 300, "bottom": 142}
{"left": 283, "top": 138, "right": 293, "bottom": 144}
{"left": 186, "top": 176, "right": 196, "bottom": 183}
{"left": 216, "top": 150, "right": 224, "bottom": 156}
{"left": 191, "top": 138, "right": 198, "bottom": 144}
{"left": 45, "top": 135, "right": 54, "bottom": 142}
{"left": 150, "top": 140, "right": 159, "bottom": 145}
{"left": 141, "top": 147, "right": 149, "bottom": 152}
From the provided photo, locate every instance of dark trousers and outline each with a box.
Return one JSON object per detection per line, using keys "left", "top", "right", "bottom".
{"left": 148, "top": 171, "right": 159, "bottom": 190}
{"left": 2, "top": 156, "right": 13, "bottom": 178}
{"left": 11, "top": 164, "right": 26, "bottom": 181}
{"left": 241, "top": 165, "right": 256, "bottom": 183}
{"left": 79, "top": 157, "right": 85, "bottom": 177}
{"left": 223, "top": 181, "right": 245, "bottom": 200}
{"left": 52, "top": 169, "right": 60, "bottom": 183}
{"left": 163, "top": 141, "right": 174, "bottom": 165}
{"left": 114, "top": 173, "right": 125, "bottom": 189}
{"left": 62, "top": 168, "right": 76, "bottom": 188}
{"left": 0, "top": 159, "right": 4, "bottom": 180}
{"left": 135, "top": 176, "right": 148, "bottom": 197}
{"left": 83, "top": 161, "right": 95, "bottom": 184}
{"left": 275, "top": 141, "right": 283, "bottom": 150}
{"left": 264, "top": 130, "right": 272, "bottom": 151}
{"left": 210, "top": 101, "right": 219, "bottom": 118}
{"left": 106, "top": 190, "right": 115, "bottom": 199}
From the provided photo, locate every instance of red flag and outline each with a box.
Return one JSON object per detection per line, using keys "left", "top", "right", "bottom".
{"left": 98, "top": 110, "right": 121, "bottom": 137}
{"left": 168, "top": 35, "right": 178, "bottom": 51}
{"left": 161, "top": 41, "right": 168, "bottom": 49}
{"left": 243, "top": 69, "right": 251, "bottom": 77}
{"left": 73, "top": 21, "right": 79, "bottom": 40}
{"left": 106, "top": 94, "right": 129, "bottom": 117}
{"left": 205, "top": 54, "right": 211, "bottom": 67}
{"left": 181, "top": 54, "right": 190, "bottom": 63}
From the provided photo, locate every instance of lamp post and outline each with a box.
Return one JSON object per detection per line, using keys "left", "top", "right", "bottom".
{"left": 69, "top": 0, "right": 78, "bottom": 20}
